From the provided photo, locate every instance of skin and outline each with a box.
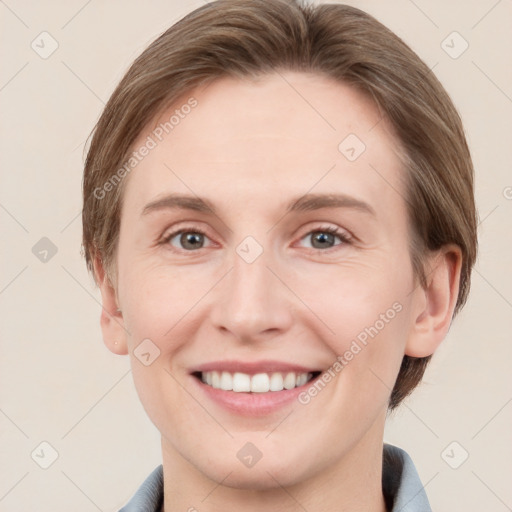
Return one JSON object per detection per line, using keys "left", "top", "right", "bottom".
{"left": 95, "top": 71, "right": 461, "bottom": 511}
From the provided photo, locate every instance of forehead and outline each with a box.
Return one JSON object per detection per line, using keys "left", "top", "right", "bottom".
{"left": 123, "top": 71, "right": 405, "bottom": 218}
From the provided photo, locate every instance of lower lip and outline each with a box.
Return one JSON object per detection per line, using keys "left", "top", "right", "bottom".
{"left": 190, "top": 374, "right": 319, "bottom": 416}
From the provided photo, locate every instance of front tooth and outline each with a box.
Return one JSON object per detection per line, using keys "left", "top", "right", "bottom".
{"left": 211, "top": 371, "right": 221, "bottom": 389}
{"left": 283, "top": 372, "right": 296, "bottom": 390}
{"left": 232, "top": 372, "right": 251, "bottom": 392}
{"left": 251, "top": 373, "right": 270, "bottom": 393}
{"left": 220, "top": 371, "right": 233, "bottom": 391}
{"left": 269, "top": 373, "right": 284, "bottom": 391}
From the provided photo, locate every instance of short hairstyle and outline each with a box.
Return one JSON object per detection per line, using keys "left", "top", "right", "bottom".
{"left": 81, "top": 0, "right": 478, "bottom": 410}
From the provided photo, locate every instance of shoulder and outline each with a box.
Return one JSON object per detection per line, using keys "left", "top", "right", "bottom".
{"left": 118, "top": 464, "right": 163, "bottom": 512}
{"left": 118, "top": 445, "right": 432, "bottom": 512}
{"left": 383, "top": 443, "right": 432, "bottom": 512}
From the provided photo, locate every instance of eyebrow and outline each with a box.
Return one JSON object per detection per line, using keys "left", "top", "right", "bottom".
{"left": 141, "top": 192, "right": 376, "bottom": 217}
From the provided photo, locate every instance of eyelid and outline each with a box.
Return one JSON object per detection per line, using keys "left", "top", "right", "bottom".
{"left": 160, "top": 222, "right": 354, "bottom": 252}
{"left": 160, "top": 223, "right": 214, "bottom": 248}
{"left": 294, "top": 224, "right": 353, "bottom": 250}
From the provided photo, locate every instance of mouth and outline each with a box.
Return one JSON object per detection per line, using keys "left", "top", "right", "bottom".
{"left": 192, "top": 370, "right": 322, "bottom": 393}
{"left": 189, "top": 360, "right": 325, "bottom": 415}
{"left": 189, "top": 360, "right": 323, "bottom": 418}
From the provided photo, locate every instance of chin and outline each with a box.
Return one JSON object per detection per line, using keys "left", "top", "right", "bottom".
{"left": 199, "top": 453, "right": 308, "bottom": 490}
{"left": 221, "top": 468, "right": 299, "bottom": 491}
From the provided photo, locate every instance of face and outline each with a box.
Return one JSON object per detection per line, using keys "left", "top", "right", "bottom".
{"left": 111, "top": 72, "right": 424, "bottom": 488}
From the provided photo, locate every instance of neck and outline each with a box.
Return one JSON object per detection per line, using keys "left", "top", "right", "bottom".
{"left": 160, "top": 415, "right": 388, "bottom": 512}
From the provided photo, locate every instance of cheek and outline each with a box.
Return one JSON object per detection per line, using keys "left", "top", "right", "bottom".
{"left": 295, "top": 257, "right": 410, "bottom": 339}
{"left": 290, "top": 256, "right": 412, "bottom": 390}
{"left": 119, "top": 259, "right": 197, "bottom": 345}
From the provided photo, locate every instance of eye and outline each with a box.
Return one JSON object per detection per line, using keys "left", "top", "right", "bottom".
{"left": 160, "top": 225, "right": 352, "bottom": 253}
{"left": 298, "top": 226, "right": 352, "bottom": 251}
{"left": 161, "top": 228, "right": 212, "bottom": 251}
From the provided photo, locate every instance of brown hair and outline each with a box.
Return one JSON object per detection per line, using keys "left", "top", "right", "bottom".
{"left": 82, "top": 0, "right": 477, "bottom": 410}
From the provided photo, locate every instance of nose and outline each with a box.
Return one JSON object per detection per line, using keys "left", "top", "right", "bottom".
{"left": 209, "top": 245, "right": 294, "bottom": 343}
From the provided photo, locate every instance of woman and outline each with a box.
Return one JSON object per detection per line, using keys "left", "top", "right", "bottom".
{"left": 81, "top": 1, "right": 477, "bottom": 510}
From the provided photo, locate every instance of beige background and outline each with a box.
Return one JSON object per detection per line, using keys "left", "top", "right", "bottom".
{"left": 1, "top": 0, "right": 511, "bottom": 510}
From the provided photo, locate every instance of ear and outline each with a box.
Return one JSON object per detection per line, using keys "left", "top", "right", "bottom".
{"left": 93, "top": 254, "right": 128, "bottom": 356}
{"left": 405, "top": 245, "right": 462, "bottom": 358}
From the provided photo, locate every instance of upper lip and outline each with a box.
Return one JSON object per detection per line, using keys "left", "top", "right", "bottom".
{"left": 192, "top": 360, "right": 322, "bottom": 375}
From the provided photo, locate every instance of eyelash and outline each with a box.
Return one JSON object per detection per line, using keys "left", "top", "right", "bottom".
{"left": 160, "top": 225, "right": 353, "bottom": 254}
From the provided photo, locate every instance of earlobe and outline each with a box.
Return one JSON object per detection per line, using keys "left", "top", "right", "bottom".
{"left": 405, "top": 245, "right": 462, "bottom": 358}
{"left": 93, "top": 254, "right": 129, "bottom": 356}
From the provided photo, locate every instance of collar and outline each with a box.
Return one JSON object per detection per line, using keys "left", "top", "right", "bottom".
{"left": 382, "top": 443, "right": 432, "bottom": 511}
{"left": 119, "top": 443, "right": 431, "bottom": 511}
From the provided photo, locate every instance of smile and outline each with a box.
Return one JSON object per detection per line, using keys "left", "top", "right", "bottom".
{"left": 190, "top": 360, "right": 325, "bottom": 415}
{"left": 195, "top": 370, "right": 320, "bottom": 393}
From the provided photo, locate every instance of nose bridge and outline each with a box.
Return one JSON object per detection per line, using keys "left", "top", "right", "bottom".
{"left": 231, "top": 245, "right": 271, "bottom": 304}
{"left": 211, "top": 239, "right": 293, "bottom": 339}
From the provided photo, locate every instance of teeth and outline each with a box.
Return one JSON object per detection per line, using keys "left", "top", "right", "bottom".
{"left": 283, "top": 372, "right": 296, "bottom": 390}
{"left": 220, "top": 371, "right": 233, "bottom": 391}
{"left": 211, "top": 371, "right": 221, "bottom": 389}
{"left": 200, "top": 371, "right": 314, "bottom": 392}
{"left": 297, "top": 373, "right": 308, "bottom": 387}
{"left": 269, "top": 373, "right": 283, "bottom": 391}
{"left": 233, "top": 372, "right": 251, "bottom": 392}
{"left": 251, "top": 373, "right": 270, "bottom": 393}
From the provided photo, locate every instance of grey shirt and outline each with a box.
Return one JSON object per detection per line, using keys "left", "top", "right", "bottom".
{"left": 119, "top": 442, "right": 432, "bottom": 511}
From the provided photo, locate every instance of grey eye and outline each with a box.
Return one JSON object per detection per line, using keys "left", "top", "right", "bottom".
{"left": 167, "top": 231, "right": 208, "bottom": 250}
